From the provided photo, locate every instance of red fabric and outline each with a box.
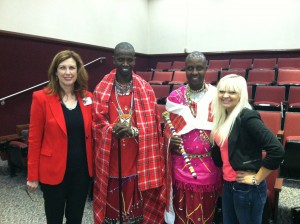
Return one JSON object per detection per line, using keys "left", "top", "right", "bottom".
{"left": 27, "top": 89, "right": 94, "bottom": 184}
{"left": 108, "top": 90, "right": 138, "bottom": 177}
{"left": 208, "top": 102, "right": 213, "bottom": 122}
{"left": 164, "top": 113, "right": 187, "bottom": 139}
{"left": 92, "top": 70, "right": 166, "bottom": 223}
{"left": 106, "top": 176, "right": 143, "bottom": 222}
{"left": 215, "top": 137, "right": 237, "bottom": 181}
{"left": 142, "top": 188, "right": 165, "bottom": 223}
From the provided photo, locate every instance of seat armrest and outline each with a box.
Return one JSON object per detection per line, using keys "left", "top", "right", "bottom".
{"left": 277, "top": 130, "right": 284, "bottom": 143}
{"left": 274, "top": 178, "right": 283, "bottom": 192}
{"left": 286, "top": 136, "right": 300, "bottom": 142}
{"left": 273, "top": 177, "right": 283, "bottom": 224}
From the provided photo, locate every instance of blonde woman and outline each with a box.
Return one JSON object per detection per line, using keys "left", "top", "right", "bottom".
{"left": 210, "top": 74, "right": 284, "bottom": 224}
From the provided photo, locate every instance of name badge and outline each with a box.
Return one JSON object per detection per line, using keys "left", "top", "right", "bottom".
{"left": 83, "top": 97, "right": 92, "bottom": 106}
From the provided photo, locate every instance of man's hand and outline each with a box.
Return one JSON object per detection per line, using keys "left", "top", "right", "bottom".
{"left": 112, "top": 123, "right": 132, "bottom": 139}
{"left": 169, "top": 135, "right": 183, "bottom": 151}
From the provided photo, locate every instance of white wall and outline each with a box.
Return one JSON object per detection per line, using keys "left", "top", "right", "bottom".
{"left": 1, "top": 0, "right": 300, "bottom": 54}
{"left": 148, "top": 0, "right": 300, "bottom": 54}
{"left": 0, "top": 0, "right": 149, "bottom": 53}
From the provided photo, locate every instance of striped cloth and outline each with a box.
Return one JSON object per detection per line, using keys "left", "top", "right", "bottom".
{"left": 92, "top": 70, "right": 166, "bottom": 223}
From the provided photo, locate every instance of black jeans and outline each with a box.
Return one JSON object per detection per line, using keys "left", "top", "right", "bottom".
{"left": 40, "top": 167, "right": 91, "bottom": 224}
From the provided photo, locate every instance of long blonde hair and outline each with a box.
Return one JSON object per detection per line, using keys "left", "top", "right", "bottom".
{"left": 211, "top": 74, "right": 252, "bottom": 146}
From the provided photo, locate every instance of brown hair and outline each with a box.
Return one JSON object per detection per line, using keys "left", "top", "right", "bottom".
{"left": 46, "top": 50, "right": 88, "bottom": 98}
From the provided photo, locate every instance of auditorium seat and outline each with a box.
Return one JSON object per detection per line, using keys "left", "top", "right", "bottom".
{"left": 277, "top": 69, "right": 300, "bottom": 86}
{"left": 258, "top": 111, "right": 283, "bottom": 135}
{"left": 247, "top": 85, "right": 253, "bottom": 103}
{"left": 220, "top": 69, "right": 246, "bottom": 79}
{"left": 287, "top": 86, "right": 300, "bottom": 111}
{"left": 253, "top": 86, "right": 286, "bottom": 111}
{"left": 207, "top": 59, "right": 229, "bottom": 71}
{"left": 169, "top": 71, "right": 187, "bottom": 85}
{"left": 277, "top": 57, "right": 300, "bottom": 69}
{"left": 229, "top": 58, "right": 253, "bottom": 70}
{"left": 252, "top": 58, "right": 277, "bottom": 70}
{"left": 151, "top": 85, "right": 171, "bottom": 104}
{"left": 205, "top": 70, "right": 219, "bottom": 85}
{"left": 172, "top": 84, "right": 185, "bottom": 92}
{"left": 148, "top": 71, "right": 173, "bottom": 85}
{"left": 247, "top": 69, "right": 276, "bottom": 86}
{"left": 7, "top": 124, "right": 29, "bottom": 177}
{"left": 281, "top": 112, "right": 300, "bottom": 147}
{"left": 153, "top": 61, "right": 172, "bottom": 71}
{"left": 259, "top": 112, "right": 283, "bottom": 223}
{"left": 170, "top": 61, "right": 185, "bottom": 71}
{"left": 280, "top": 112, "right": 300, "bottom": 180}
{"left": 136, "top": 71, "right": 153, "bottom": 82}
{"left": 262, "top": 151, "right": 282, "bottom": 224}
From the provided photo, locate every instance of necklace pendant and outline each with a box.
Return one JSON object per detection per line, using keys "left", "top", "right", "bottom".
{"left": 120, "top": 113, "right": 131, "bottom": 127}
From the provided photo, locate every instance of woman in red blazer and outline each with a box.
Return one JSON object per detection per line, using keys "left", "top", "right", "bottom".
{"left": 26, "top": 50, "right": 93, "bottom": 224}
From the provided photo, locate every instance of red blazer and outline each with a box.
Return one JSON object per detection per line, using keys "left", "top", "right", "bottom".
{"left": 27, "top": 89, "right": 93, "bottom": 185}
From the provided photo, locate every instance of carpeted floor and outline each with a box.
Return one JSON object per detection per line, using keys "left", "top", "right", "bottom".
{"left": 0, "top": 160, "right": 94, "bottom": 224}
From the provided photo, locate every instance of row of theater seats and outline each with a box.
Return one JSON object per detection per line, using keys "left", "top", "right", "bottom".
{"left": 137, "top": 68, "right": 300, "bottom": 87}
{"left": 151, "top": 57, "right": 300, "bottom": 72}
{"left": 248, "top": 85, "right": 300, "bottom": 112}
{"left": 148, "top": 77, "right": 300, "bottom": 113}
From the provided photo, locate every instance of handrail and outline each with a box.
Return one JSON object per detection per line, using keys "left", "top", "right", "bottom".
{"left": 0, "top": 57, "right": 106, "bottom": 106}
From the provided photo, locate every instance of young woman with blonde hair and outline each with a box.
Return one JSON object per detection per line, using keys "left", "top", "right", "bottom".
{"left": 210, "top": 74, "right": 284, "bottom": 224}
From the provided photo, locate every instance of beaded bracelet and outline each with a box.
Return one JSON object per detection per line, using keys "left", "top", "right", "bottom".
{"left": 162, "top": 111, "right": 197, "bottom": 179}
{"left": 130, "top": 126, "right": 139, "bottom": 137}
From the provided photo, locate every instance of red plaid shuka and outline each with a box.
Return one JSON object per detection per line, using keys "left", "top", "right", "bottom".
{"left": 92, "top": 70, "right": 166, "bottom": 223}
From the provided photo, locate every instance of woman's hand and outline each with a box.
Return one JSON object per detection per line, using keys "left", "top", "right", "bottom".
{"left": 27, "top": 180, "right": 39, "bottom": 191}
{"left": 236, "top": 171, "right": 257, "bottom": 185}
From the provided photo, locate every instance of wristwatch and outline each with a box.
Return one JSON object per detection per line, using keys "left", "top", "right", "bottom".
{"left": 252, "top": 175, "right": 259, "bottom": 185}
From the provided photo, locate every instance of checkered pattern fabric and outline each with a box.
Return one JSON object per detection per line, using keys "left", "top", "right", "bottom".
{"left": 92, "top": 70, "right": 166, "bottom": 223}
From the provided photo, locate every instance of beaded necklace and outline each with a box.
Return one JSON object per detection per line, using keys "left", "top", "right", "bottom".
{"left": 185, "top": 83, "right": 206, "bottom": 117}
{"left": 115, "top": 80, "right": 133, "bottom": 96}
{"left": 115, "top": 85, "right": 134, "bottom": 127}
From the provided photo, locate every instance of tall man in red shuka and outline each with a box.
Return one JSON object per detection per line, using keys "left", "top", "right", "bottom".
{"left": 92, "top": 42, "right": 166, "bottom": 224}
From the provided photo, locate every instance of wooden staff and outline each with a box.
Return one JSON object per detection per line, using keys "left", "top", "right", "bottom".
{"left": 162, "top": 111, "right": 197, "bottom": 179}
{"left": 117, "top": 139, "right": 123, "bottom": 223}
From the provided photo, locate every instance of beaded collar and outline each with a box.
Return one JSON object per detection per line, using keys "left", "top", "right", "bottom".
{"left": 186, "top": 83, "right": 207, "bottom": 117}
{"left": 115, "top": 80, "right": 133, "bottom": 96}
{"left": 188, "top": 84, "right": 205, "bottom": 93}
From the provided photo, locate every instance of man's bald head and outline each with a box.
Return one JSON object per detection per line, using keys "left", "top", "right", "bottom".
{"left": 185, "top": 51, "right": 207, "bottom": 65}
{"left": 114, "top": 42, "right": 135, "bottom": 56}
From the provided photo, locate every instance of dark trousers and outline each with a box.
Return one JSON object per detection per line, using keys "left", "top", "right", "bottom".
{"left": 40, "top": 168, "right": 91, "bottom": 224}
{"left": 222, "top": 180, "right": 267, "bottom": 224}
